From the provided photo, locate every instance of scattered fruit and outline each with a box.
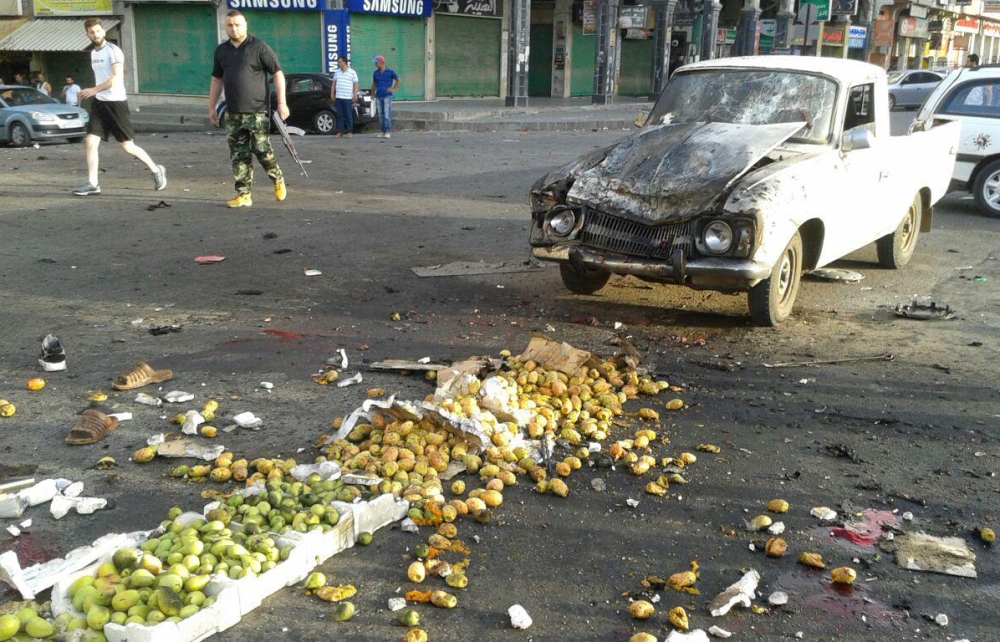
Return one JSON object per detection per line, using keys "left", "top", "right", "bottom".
{"left": 668, "top": 606, "right": 689, "bottom": 631}
{"left": 765, "top": 537, "right": 787, "bottom": 558}
{"left": 830, "top": 567, "right": 857, "bottom": 585}
{"left": 628, "top": 600, "right": 654, "bottom": 619}
{"left": 26, "top": 378, "right": 45, "bottom": 391}
{"left": 798, "top": 552, "right": 826, "bottom": 569}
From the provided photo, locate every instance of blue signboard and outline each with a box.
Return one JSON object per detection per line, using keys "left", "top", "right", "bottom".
{"left": 226, "top": 0, "right": 321, "bottom": 10}
{"left": 848, "top": 25, "right": 867, "bottom": 49}
{"left": 345, "top": 0, "right": 431, "bottom": 18}
{"left": 323, "top": 9, "right": 351, "bottom": 72}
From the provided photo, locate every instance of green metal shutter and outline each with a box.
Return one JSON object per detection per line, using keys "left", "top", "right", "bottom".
{"left": 242, "top": 11, "right": 321, "bottom": 73}
{"left": 570, "top": 25, "right": 595, "bottom": 97}
{"left": 133, "top": 4, "right": 217, "bottom": 94}
{"left": 618, "top": 38, "right": 652, "bottom": 96}
{"left": 350, "top": 13, "right": 425, "bottom": 100}
{"left": 528, "top": 24, "right": 553, "bottom": 96}
{"left": 434, "top": 15, "right": 500, "bottom": 97}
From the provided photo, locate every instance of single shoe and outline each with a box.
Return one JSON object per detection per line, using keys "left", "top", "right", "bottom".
{"left": 153, "top": 164, "right": 167, "bottom": 191}
{"left": 346, "top": 133, "right": 353, "bottom": 138}
{"left": 376, "top": 132, "right": 384, "bottom": 138}
{"left": 39, "top": 334, "right": 67, "bottom": 372}
{"left": 112, "top": 361, "right": 173, "bottom": 391}
{"left": 384, "top": 133, "right": 391, "bottom": 139}
{"left": 226, "top": 193, "right": 253, "bottom": 208}
{"left": 334, "top": 133, "right": 342, "bottom": 138}
{"left": 274, "top": 178, "right": 287, "bottom": 202}
{"left": 72, "top": 183, "right": 101, "bottom": 196}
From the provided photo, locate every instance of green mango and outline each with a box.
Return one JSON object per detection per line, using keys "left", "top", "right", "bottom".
{"left": 0, "top": 615, "right": 20, "bottom": 642}
{"left": 86, "top": 605, "right": 110, "bottom": 631}
{"left": 155, "top": 588, "right": 183, "bottom": 617}
{"left": 24, "top": 618, "right": 54, "bottom": 639}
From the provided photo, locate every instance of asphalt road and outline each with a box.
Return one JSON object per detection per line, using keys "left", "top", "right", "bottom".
{"left": 0, "top": 123, "right": 997, "bottom": 642}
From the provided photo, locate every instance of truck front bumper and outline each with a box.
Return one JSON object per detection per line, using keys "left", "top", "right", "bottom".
{"left": 533, "top": 245, "right": 771, "bottom": 291}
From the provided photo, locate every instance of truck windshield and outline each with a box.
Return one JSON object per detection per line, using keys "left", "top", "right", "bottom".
{"left": 648, "top": 69, "right": 839, "bottom": 144}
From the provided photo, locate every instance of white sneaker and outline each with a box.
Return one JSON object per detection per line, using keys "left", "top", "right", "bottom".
{"left": 384, "top": 133, "right": 391, "bottom": 139}
{"left": 376, "top": 132, "right": 384, "bottom": 138}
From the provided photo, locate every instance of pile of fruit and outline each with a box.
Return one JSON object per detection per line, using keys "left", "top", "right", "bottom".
{"left": 203, "top": 476, "right": 357, "bottom": 535}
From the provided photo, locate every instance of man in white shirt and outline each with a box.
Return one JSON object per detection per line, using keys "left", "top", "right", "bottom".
{"left": 62, "top": 76, "right": 81, "bottom": 105}
{"left": 330, "top": 55, "right": 358, "bottom": 138}
{"left": 73, "top": 18, "right": 166, "bottom": 196}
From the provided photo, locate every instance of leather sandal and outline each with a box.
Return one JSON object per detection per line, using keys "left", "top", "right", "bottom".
{"left": 112, "top": 361, "right": 173, "bottom": 390}
{"left": 65, "top": 409, "right": 119, "bottom": 445}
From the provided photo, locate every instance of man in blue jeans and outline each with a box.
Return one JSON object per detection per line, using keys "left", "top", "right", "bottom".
{"left": 370, "top": 55, "right": 400, "bottom": 138}
{"left": 330, "top": 55, "right": 358, "bottom": 138}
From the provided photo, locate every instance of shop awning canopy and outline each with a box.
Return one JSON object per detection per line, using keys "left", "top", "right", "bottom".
{"left": 0, "top": 18, "right": 119, "bottom": 52}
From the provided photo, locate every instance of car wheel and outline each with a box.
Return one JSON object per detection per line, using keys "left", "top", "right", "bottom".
{"left": 973, "top": 158, "right": 1000, "bottom": 218}
{"left": 888, "top": 94, "right": 896, "bottom": 110}
{"left": 8, "top": 122, "right": 29, "bottom": 148}
{"left": 313, "top": 110, "right": 335, "bottom": 135}
{"left": 559, "top": 263, "right": 611, "bottom": 295}
{"left": 748, "top": 231, "right": 802, "bottom": 326}
{"left": 68, "top": 136, "right": 85, "bottom": 144}
{"left": 876, "top": 193, "right": 922, "bottom": 268}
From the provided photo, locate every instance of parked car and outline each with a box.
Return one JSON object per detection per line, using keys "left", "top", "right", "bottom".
{"left": 0, "top": 85, "right": 88, "bottom": 147}
{"left": 913, "top": 65, "right": 1000, "bottom": 217}
{"left": 529, "top": 57, "right": 959, "bottom": 325}
{"left": 887, "top": 70, "right": 943, "bottom": 110}
{"left": 215, "top": 73, "right": 376, "bottom": 134}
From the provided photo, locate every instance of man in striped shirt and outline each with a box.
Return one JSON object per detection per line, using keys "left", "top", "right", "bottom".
{"left": 331, "top": 56, "right": 359, "bottom": 138}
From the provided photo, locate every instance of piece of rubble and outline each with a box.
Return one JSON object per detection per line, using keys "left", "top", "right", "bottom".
{"left": 768, "top": 591, "right": 788, "bottom": 606}
{"left": 400, "top": 518, "right": 419, "bottom": 534}
{"left": 508, "top": 604, "right": 532, "bottom": 629}
{"left": 337, "top": 373, "right": 363, "bottom": 388}
{"left": 181, "top": 410, "right": 205, "bottom": 435}
{"left": 902, "top": 511, "right": 914, "bottom": 521}
{"left": 163, "top": 391, "right": 194, "bottom": 403}
{"left": 134, "top": 393, "right": 162, "bottom": 406}
{"left": 894, "top": 532, "right": 977, "bottom": 578}
{"left": 259, "top": 381, "right": 274, "bottom": 390}
{"left": 810, "top": 507, "right": 837, "bottom": 521}
{"left": 627, "top": 498, "right": 640, "bottom": 508}
{"left": 61, "top": 482, "right": 84, "bottom": 498}
{"left": 767, "top": 521, "right": 786, "bottom": 535}
{"left": 50, "top": 496, "right": 107, "bottom": 520}
{"left": 707, "top": 627, "right": 732, "bottom": 639}
{"left": 709, "top": 569, "right": 760, "bottom": 617}
{"left": 108, "top": 412, "right": 132, "bottom": 422}
{"left": 934, "top": 614, "right": 948, "bottom": 627}
{"left": 666, "top": 631, "right": 709, "bottom": 642}
{"left": 591, "top": 478, "right": 606, "bottom": 493}
{"left": 6, "top": 525, "right": 20, "bottom": 537}
{"left": 233, "top": 411, "right": 262, "bottom": 429}
{"left": 388, "top": 597, "right": 406, "bottom": 612}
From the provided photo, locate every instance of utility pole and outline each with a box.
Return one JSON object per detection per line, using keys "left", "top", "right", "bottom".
{"left": 505, "top": 0, "right": 530, "bottom": 106}
{"left": 649, "top": 0, "right": 678, "bottom": 98}
{"left": 734, "top": 0, "right": 762, "bottom": 56}
{"left": 700, "top": 0, "right": 723, "bottom": 59}
{"left": 592, "top": 0, "right": 620, "bottom": 104}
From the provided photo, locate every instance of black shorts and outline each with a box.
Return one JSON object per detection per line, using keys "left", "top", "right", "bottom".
{"left": 87, "top": 99, "right": 134, "bottom": 142}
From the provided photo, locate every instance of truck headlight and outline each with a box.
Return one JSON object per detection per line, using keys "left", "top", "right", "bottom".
{"left": 545, "top": 207, "right": 577, "bottom": 237}
{"left": 703, "top": 221, "right": 733, "bottom": 254}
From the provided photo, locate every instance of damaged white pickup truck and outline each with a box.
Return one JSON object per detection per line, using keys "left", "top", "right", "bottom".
{"left": 529, "top": 57, "right": 959, "bottom": 325}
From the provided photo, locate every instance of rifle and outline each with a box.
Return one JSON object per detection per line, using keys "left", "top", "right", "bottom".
{"left": 271, "top": 113, "right": 309, "bottom": 177}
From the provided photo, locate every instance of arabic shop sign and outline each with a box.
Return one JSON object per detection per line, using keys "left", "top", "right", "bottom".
{"left": 34, "top": 0, "right": 109, "bottom": 15}
{"left": 434, "top": 0, "right": 501, "bottom": 18}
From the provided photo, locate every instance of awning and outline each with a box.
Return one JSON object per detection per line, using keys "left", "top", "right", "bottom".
{"left": 0, "top": 17, "right": 28, "bottom": 42}
{"left": 0, "top": 18, "right": 120, "bottom": 52}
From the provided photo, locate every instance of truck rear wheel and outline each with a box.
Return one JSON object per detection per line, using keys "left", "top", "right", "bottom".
{"left": 748, "top": 231, "right": 802, "bottom": 326}
{"left": 559, "top": 263, "right": 611, "bottom": 294}
{"left": 973, "top": 159, "right": 1000, "bottom": 218}
{"left": 876, "top": 193, "right": 921, "bottom": 268}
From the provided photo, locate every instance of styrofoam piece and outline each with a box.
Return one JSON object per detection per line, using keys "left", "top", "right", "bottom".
{"left": 330, "top": 493, "right": 408, "bottom": 539}
{"left": 0, "top": 494, "right": 28, "bottom": 519}
{"left": 289, "top": 461, "right": 342, "bottom": 482}
{"left": 51, "top": 495, "right": 107, "bottom": 519}
{"left": 20, "top": 478, "right": 72, "bottom": 506}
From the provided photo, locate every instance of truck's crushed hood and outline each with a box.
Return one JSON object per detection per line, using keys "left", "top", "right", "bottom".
{"left": 566, "top": 121, "right": 805, "bottom": 224}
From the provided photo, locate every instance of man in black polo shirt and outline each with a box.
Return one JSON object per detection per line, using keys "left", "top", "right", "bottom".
{"left": 209, "top": 10, "right": 289, "bottom": 209}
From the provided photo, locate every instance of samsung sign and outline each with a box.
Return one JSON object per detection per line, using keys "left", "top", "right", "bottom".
{"left": 345, "top": 0, "right": 431, "bottom": 18}
{"left": 226, "top": 0, "right": 320, "bottom": 9}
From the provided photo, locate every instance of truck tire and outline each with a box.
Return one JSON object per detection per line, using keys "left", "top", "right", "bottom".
{"left": 876, "top": 194, "right": 922, "bottom": 268}
{"left": 748, "top": 231, "right": 802, "bottom": 326}
{"left": 973, "top": 158, "right": 1000, "bottom": 218}
{"left": 560, "top": 263, "right": 611, "bottom": 294}
{"left": 8, "top": 122, "right": 29, "bottom": 148}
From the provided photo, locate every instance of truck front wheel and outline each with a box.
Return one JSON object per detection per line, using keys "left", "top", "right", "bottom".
{"left": 973, "top": 159, "right": 1000, "bottom": 218}
{"left": 559, "top": 263, "right": 611, "bottom": 294}
{"left": 748, "top": 231, "right": 802, "bottom": 326}
{"left": 876, "top": 193, "right": 922, "bottom": 268}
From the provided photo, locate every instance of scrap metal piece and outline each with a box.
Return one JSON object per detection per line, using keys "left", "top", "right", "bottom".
{"left": 895, "top": 301, "right": 956, "bottom": 320}
{"left": 807, "top": 268, "right": 865, "bottom": 282}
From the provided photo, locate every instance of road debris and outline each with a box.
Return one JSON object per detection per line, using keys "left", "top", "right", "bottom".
{"left": 810, "top": 506, "right": 837, "bottom": 521}
{"left": 49, "top": 495, "right": 107, "bottom": 519}
{"left": 164, "top": 391, "right": 194, "bottom": 403}
{"left": 894, "top": 532, "right": 977, "bottom": 578}
{"left": 768, "top": 591, "right": 788, "bottom": 606}
{"left": 830, "top": 567, "right": 857, "bottom": 585}
{"left": 806, "top": 268, "right": 865, "bottom": 282}
{"left": 666, "top": 630, "right": 710, "bottom": 642}
{"left": 934, "top": 614, "right": 949, "bottom": 627}
{"left": 194, "top": 255, "right": 226, "bottom": 264}
{"left": 508, "top": 604, "right": 532, "bottom": 629}
{"left": 798, "top": 552, "right": 826, "bottom": 569}
{"left": 894, "top": 301, "right": 955, "bottom": 320}
{"left": 709, "top": 569, "right": 759, "bottom": 617}
{"left": 337, "top": 373, "right": 364, "bottom": 388}
{"left": 232, "top": 411, "right": 263, "bottom": 429}
{"left": 707, "top": 626, "right": 732, "bottom": 638}
{"left": 410, "top": 261, "right": 548, "bottom": 277}
{"left": 303, "top": 269, "right": 322, "bottom": 276}
{"left": 134, "top": 392, "right": 162, "bottom": 406}
{"left": 763, "top": 353, "right": 893, "bottom": 368}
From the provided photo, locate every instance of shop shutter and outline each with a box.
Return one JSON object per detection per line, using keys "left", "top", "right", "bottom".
{"left": 618, "top": 38, "right": 651, "bottom": 96}
{"left": 133, "top": 4, "right": 217, "bottom": 94}
{"left": 242, "top": 10, "right": 322, "bottom": 73}
{"left": 434, "top": 14, "right": 501, "bottom": 97}
{"left": 571, "top": 24, "right": 596, "bottom": 96}
{"left": 350, "top": 13, "right": 425, "bottom": 100}
{"left": 528, "top": 23, "right": 553, "bottom": 96}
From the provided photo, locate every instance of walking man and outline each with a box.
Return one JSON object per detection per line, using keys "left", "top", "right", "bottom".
{"left": 74, "top": 18, "right": 166, "bottom": 196}
{"left": 62, "top": 76, "right": 81, "bottom": 105}
{"left": 209, "top": 10, "right": 287, "bottom": 208}
{"left": 370, "top": 55, "right": 399, "bottom": 138}
{"left": 331, "top": 55, "right": 358, "bottom": 138}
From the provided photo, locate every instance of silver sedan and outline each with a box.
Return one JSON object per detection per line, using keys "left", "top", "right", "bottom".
{"left": 887, "top": 70, "right": 943, "bottom": 110}
{"left": 0, "top": 85, "right": 89, "bottom": 147}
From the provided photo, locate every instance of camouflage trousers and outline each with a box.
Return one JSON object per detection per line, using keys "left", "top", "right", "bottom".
{"left": 226, "top": 112, "right": 283, "bottom": 194}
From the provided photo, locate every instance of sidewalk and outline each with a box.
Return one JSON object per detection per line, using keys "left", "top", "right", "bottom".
{"left": 131, "top": 96, "right": 653, "bottom": 134}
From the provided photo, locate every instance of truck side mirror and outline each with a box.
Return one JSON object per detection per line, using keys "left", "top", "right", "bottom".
{"left": 842, "top": 127, "right": 874, "bottom": 152}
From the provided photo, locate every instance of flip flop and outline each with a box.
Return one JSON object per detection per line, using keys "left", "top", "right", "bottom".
{"left": 65, "top": 409, "right": 119, "bottom": 445}
{"left": 112, "top": 361, "right": 173, "bottom": 390}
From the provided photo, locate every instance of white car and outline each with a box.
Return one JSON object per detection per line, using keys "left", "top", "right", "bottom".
{"left": 914, "top": 66, "right": 1000, "bottom": 217}
{"left": 530, "top": 57, "right": 960, "bottom": 325}
{"left": 887, "top": 70, "right": 943, "bottom": 110}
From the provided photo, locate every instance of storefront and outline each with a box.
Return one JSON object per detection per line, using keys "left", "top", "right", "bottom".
{"left": 346, "top": 0, "right": 426, "bottom": 100}
{"left": 131, "top": 1, "right": 217, "bottom": 95}
{"left": 617, "top": 6, "right": 652, "bottom": 97}
{"left": 433, "top": 0, "right": 502, "bottom": 97}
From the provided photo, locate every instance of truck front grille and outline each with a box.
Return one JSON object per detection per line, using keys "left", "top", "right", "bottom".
{"left": 579, "top": 208, "right": 695, "bottom": 260}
